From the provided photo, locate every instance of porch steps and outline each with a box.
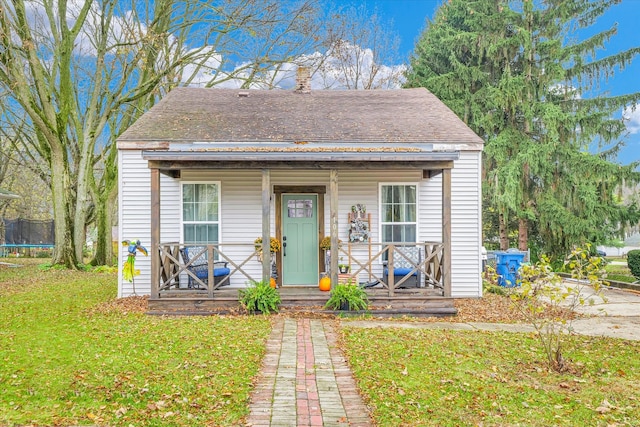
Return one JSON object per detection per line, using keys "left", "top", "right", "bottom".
{"left": 147, "top": 289, "right": 456, "bottom": 317}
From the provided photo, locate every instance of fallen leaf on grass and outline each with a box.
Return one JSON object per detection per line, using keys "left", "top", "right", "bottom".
{"left": 90, "top": 295, "right": 149, "bottom": 315}
{"left": 595, "top": 399, "right": 616, "bottom": 414}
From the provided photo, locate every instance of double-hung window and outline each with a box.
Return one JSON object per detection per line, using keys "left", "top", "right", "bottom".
{"left": 182, "top": 182, "right": 220, "bottom": 247}
{"left": 380, "top": 184, "right": 417, "bottom": 244}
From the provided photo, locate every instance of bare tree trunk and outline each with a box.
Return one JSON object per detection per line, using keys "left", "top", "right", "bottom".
{"left": 92, "top": 184, "right": 117, "bottom": 266}
{"left": 50, "top": 149, "right": 78, "bottom": 268}
{"left": 106, "top": 189, "right": 118, "bottom": 262}
{"left": 499, "top": 212, "right": 509, "bottom": 250}
{"left": 73, "top": 163, "right": 92, "bottom": 263}
{"left": 518, "top": 218, "right": 528, "bottom": 251}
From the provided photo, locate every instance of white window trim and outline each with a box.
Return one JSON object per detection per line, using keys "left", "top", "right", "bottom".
{"left": 378, "top": 182, "right": 420, "bottom": 245}
{"left": 180, "top": 181, "right": 222, "bottom": 245}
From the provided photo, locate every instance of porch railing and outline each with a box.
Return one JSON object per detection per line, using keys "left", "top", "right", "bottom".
{"left": 157, "top": 242, "right": 262, "bottom": 298}
{"left": 336, "top": 242, "right": 445, "bottom": 296}
{"left": 155, "top": 240, "right": 445, "bottom": 299}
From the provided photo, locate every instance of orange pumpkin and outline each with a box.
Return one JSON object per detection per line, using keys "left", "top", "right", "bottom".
{"left": 270, "top": 277, "right": 277, "bottom": 288}
{"left": 319, "top": 275, "right": 331, "bottom": 292}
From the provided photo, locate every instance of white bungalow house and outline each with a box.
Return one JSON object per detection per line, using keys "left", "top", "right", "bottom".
{"left": 117, "top": 69, "right": 484, "bottom": 314}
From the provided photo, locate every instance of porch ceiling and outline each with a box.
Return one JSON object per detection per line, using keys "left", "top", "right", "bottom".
{"left": 142, "top": 150, "right": 459, "bottom": 170}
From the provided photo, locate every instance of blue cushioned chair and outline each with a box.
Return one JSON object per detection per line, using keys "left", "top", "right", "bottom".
{"left": 383, "top": 246, "right": 421, "bottom": 288}
{"left": 180, "top": 246, "right": 231, "bottom": 289}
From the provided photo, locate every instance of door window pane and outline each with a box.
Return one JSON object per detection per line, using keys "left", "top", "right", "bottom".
{"left": 287, "top": 199, "right": 313, "bottom": 218}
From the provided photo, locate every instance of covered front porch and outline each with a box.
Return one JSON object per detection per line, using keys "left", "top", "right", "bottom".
{"left": 144, "top": 150, "right": 455, "bottom": 314}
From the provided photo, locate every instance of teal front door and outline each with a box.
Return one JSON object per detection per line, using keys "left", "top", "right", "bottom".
{"left": 282, "top": 194, "right": 318, "bottom": 286}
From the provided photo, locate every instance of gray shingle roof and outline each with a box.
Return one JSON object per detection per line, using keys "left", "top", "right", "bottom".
{"left": 118, "top": 88, "right": 483, "bottom": 147}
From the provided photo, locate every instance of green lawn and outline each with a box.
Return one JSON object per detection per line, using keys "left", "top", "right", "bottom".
{"left": 0, "top": 259, "right": 271, "bottom": 426}
{"left": 341, "top": 326, "right": 640, "bottom": 427}
{"left": 605, "top": 262, "right": 635, "bottom": 283}
{"left": 4, "top": 258, "right": 640, "bottom": 426}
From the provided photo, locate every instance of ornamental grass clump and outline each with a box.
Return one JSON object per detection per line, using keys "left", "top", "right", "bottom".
{"left": 324, "top": 281, "right": 369, "bottom": 311}
{"left": 239, "top": 280, "right": 281, "bottom": 314}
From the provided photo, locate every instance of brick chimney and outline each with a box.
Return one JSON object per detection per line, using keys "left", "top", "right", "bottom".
{"left": 295, "top": 66, "right": 311, "bottom": 94}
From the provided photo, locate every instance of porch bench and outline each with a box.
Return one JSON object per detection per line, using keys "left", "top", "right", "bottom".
{"left": 180, "top": 246, "right": 231, "bottom": 289}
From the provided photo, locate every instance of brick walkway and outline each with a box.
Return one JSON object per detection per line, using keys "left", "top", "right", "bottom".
{"left": 247, "top": 318, "right": 372, "bottom": 427}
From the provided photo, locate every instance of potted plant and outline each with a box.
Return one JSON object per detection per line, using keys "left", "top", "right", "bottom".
{"left": 338, "top": 257, "right": 350, "bottom": 274}
{"left": 320, "top": 236, "right": 343, "bottom": 274}
{"left": 254, "top": 236, "right": 281, "bottom": 262}
{"left": 239, "top": 280, "right": 281, "bottom": 314}
{"left": 324, "top": 281, "right": 369, "bottom": 311}
{"left": 254, "top": 236, "right": 281, "bottom": 254}
{"left": 319, "top": 236, "right": 342, "bottom": 251}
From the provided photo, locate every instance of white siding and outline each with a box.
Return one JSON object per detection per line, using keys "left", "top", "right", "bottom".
{"left": 119, "top": 150, "right": 181, "bottom": 297}
{"left": 420, "top": 171, "right": 443, "bottom": 242}
{"left": 450, "top": 151, "right": 483, "bottom": 297}
{"left": 118, "top": 160, "right": 483, "bottom": 298}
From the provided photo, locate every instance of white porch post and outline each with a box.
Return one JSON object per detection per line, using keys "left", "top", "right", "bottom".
{"left": 150, "top": 168, "right": 160, "bottom": 299}
{"left": 330, "top": 169, "right": 339, "bottom": 288}
{"left": 442, "top": 168, "right": 452, "bottom": 297}
{"left": 261, "top": 169, "right": 271, "bottom": 283}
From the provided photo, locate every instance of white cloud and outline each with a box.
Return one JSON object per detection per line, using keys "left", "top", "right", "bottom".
{"left": 306, "top": 40, "right": 406, "bottom": 90}
{"left": 182, "top": 40, "right": 406, "bottom": 91}
{"left": 180, "top": 47, "right": 224, "bottom": 87}
{"left": 623, "top": 104, "right": 640, "bottom": 135}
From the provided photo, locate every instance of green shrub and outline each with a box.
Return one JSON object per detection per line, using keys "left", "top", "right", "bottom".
{"left": 34, "top": 250, "right": 51, "bottom": 259}
{"left": 484, "top": 283, "right": 507, "bottom": 296}
{"left": 325, "top": 282, "right": 369, "bottom": 311}
{"left": 482, "top": 266, "right": 507, "bottom": 295}
{"left": 627, "top": 249, "right": 640, "bottom": 280}
{"left": 239, "top": 280, "right": 281, "bottom": 314}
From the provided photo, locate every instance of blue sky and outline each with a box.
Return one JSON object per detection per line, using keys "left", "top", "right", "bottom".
{"left": 337, "top": 0, "right": 640, "bottom": 165}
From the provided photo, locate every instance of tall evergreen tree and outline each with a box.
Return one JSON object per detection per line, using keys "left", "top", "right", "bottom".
{"left": 405, "top": 0, "right": 640, "bottom": 259}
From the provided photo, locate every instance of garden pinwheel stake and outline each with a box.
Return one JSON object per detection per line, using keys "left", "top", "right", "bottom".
{"left": 122, "top": 240, "right": 148, "bottom": 295}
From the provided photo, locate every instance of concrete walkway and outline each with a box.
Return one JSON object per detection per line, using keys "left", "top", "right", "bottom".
{"left": 246, "top": 285, "right": 640, "bottom": 426}
{"left": 247, "top": 318, "right": 371, "bottom": 427}
{"left": 348, "top": 284, "right": 640, "bottom": 341}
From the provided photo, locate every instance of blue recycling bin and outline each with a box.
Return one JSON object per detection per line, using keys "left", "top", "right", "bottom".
{"left": 495, "top": 251, "right": 525, "bottom": 287}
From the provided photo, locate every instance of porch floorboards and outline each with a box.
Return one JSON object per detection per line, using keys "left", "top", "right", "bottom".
{"left": 147, "top": 286, "right": 456, "bottom": 317}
